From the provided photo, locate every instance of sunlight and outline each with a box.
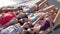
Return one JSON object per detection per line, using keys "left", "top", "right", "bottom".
{"left": 0, "top": 0, "right": 16, "bottom": 7}
{"left": 0, "top": 0, "right": 40, "bottom": 8}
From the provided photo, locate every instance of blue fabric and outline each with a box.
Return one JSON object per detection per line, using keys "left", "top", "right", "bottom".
{"left": 35, "top": 3, "right": 39, "bottom": 7}
{"left": 3, "top": 30, "right": 8, "bottom": 34}
{"left": 32, "top": 16, "right": 37, "bottom": 22}
{"left": 16, "top": 27, "right": 23, "bottom": 33}
{"left": 1, "top": 25, "right": 23, "bottom": 34}
{"left": 26, "top": 7, "right": 32, "bottom": 13}
{"left": 29, "top": 13, "right": 37, "bottom": 22}
{"left": 29, "top": 13, "right": 34, "bottom": 17}
{"left": 27, "top": 8, "right": 32, "bottom": 13}
{"left": 13, "top": 25, "right": 23, "bottom": 33}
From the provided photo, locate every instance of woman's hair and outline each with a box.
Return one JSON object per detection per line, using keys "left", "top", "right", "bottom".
{"left": 17, "top": 7, "right": 23, "bottom": 10}
{"left": 25, "top": 31, "right": 32, "bottom": 34}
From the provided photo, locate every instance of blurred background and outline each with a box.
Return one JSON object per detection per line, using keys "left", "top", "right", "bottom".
{"left": 49, "top": 0, "right": 60, "bottom": 9}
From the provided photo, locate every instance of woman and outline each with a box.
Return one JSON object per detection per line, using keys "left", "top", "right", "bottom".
{"left": 0, "top": 11, "right": 18, "bottom": 29}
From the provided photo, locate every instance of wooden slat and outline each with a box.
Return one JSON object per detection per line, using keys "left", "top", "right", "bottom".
{"left": 32, "top": 14, "right": 45, "bottom": 25}
{"left": 39, "top": 0, "right": 48, "bottom": 10}
{"left": 54, "top": 10, "right": 60, "bottom": 26}
{"left": 44, "top": 10, "right": 60, "bottom": 34}
{"left": 39, "top": 6, "right": 59, "bottom": 34}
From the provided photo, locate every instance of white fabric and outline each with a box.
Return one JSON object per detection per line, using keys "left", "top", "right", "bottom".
{"left": 0, "top": 0, "right": 40, "bottom": 8}
{"left": 0, "top": 0, "right": 17, "bottom": 7}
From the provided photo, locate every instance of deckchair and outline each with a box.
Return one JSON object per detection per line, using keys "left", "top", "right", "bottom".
{"left": 29, "top": 5, "right": 59, "bottom": 34}
{"left": 38, "top": 5, "right": 59, "bottom": 34}
{"left": 21, "top": 0, "right": 49, "bottom": 13}
{"left": 38, "top": 0, "right": 49, "bottom": 10}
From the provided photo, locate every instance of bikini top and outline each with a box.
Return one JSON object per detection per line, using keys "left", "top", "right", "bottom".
{"left": 29, "top": 13, "right": 37, "bottom": 22}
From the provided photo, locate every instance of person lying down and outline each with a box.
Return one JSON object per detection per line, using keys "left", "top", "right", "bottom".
{"left": 25, "top": 12, "right": 54, "bottom": 34}
{"left": 25, "top": 5, "right": 58, "bottom": 34}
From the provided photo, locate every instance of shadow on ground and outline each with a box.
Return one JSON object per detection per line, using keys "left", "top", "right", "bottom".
{"left": 48, "top": 25, "right": 60, "bottom": 34}
{"left": 48, "top": 0, "right": 60, "bottom": 9}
